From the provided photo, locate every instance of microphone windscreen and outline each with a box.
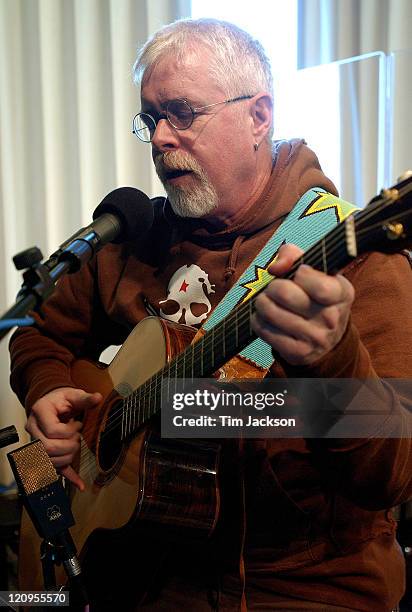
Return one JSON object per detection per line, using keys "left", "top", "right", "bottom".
{"left": 93, "top": 187, "right": 154, "bottom": 243}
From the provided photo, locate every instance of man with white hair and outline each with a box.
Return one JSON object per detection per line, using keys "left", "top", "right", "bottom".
{"left": 10, "top": 18, "right": 412, "bottom": 611}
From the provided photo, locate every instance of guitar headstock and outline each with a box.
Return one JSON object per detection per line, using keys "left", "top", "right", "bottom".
{"left": 356, "top": 172, "right": 412, "bottom": 254}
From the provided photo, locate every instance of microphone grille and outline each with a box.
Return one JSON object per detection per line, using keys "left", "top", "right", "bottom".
{"left": 8, "top": 440, "right": 58, "bottom": 495}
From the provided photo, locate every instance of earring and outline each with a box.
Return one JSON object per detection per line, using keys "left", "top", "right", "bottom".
{"left": 254, "top": 142, "right": 259, "bottom": 151}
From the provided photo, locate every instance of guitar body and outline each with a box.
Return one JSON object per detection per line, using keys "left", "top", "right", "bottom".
{"left": 18, "top": 317, "right": 221, "bottom": 598}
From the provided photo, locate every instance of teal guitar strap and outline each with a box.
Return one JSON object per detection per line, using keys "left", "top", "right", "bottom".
{"left": 202, "top": 188, "right": 359, "bottom": 369}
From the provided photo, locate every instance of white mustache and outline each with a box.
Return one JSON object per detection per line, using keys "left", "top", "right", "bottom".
{"left": 154, "top": 152, "right": 201, "bottom": 180}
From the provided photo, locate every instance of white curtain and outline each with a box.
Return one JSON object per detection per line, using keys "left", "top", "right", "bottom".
{"left": 298, "top": 0, "right": 411, "bottom": 68}
{"left": 0, "top": 0, "right": 190, "bottom": 486}
{"left": 299, "top": 0, "right": 412, "bottom": 523}
{"left": 298, "top": 0, "right": 412, "bottom": 200}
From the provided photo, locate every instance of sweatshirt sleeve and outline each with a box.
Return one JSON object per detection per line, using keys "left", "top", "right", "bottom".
{"left": 279, "top": 251, "right": 412, "bottom": 509}
{"left": 9, "top": 255, "right": 126, "bottom": 412}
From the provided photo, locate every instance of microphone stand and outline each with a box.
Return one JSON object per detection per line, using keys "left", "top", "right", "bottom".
{"left": 1, "top": 240, "right": 96, "bottom": 608}
{"left": 0, "top": 426, "right": 19, "bottom": 450}
{"left": 0, "top": 236, "right": 97, "bottom": 343}
{"left": 40, "top": 535, "right": 88, "bottom": 609}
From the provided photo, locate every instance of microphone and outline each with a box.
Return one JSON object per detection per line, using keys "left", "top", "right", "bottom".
{"left": 48, "top": 186, "right": 154, "bottom": 272}
{"left": 1, "top": 187, "right": 153, "bottom": 339}
{"left": 8, "top": 440, "right": 86, "bottom": 600}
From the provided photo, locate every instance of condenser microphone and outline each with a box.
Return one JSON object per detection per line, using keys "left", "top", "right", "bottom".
{"left": 48, "top": 186, "right": 154, "bottom": 272}
{"left": 7, "top": 440, "right": 84, "bottom": 589}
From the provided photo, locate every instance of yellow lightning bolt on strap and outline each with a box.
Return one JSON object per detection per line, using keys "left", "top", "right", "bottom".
{"left": 242, "top": 256, "right": 278, "bottom": 302}
{"left": 301, "top": 190, "right": 356, "bottom": 223}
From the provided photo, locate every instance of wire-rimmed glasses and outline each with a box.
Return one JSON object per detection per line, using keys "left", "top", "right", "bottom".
{"left": 132, "top": 95, "right": 254, "bottom": 143}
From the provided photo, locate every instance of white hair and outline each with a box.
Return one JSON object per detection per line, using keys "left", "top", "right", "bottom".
{"left": 133, "top": 18, "right": 274, "bottom": 101}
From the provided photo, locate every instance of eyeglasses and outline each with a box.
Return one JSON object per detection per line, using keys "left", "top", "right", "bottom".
{"left": 132, "top": 95, "right": 254, "bottom": 143}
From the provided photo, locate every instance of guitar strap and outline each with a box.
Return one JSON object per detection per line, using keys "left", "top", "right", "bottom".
{"left": 202, "top": 188, "right": 359, "bottom": 371}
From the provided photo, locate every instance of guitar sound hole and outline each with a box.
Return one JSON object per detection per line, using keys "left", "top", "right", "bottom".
{"left": 97, "top": 402, "right": 124, "bottom": 472}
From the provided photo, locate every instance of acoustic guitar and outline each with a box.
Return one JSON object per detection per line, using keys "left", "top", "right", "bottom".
{"left": 18, "top": 176, "right": 412, "bottom": 600}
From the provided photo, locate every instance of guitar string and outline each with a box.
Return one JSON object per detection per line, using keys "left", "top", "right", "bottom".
{"left": 78, "top": 196, "right": 412, "bottom": 472}
{"left": 78, "top": 201, "right": 411, "bottom": 476}
{"left": 79, "top": 203, "right": 411, "bottom": 477}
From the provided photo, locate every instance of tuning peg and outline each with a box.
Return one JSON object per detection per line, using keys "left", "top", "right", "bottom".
{"left": 397, "top": 170, "right": 412, "bottom": 181}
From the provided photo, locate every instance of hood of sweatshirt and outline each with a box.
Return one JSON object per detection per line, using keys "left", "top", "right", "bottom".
{"left": 161, "top": 138, "right": 338, "bottom": 249}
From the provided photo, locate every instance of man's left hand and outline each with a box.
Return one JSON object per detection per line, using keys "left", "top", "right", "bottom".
{"left": 251, "top": 244, "right": 355, "bottom": 366}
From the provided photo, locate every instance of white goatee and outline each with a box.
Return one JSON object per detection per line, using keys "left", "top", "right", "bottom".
{"left": 155, "top": 151, "right": 218, "bottom": 218}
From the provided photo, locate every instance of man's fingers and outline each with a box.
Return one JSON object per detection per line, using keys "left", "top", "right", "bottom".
{"left": 262, "top": 279, "right": 313, "bottom": 317}
{"left": 293, "top": 266, "right": 355, "bottom": 306}
{"left": 268, "top": 244, "right": 304, "bottom": 276}
{"left": 60, "top": 465, "right": 85, "bottom": 492}
{"left": 25, "top": 420, "right": 81, "bottom": 455}
{"left": 30, "top": 412, "right": 83, "bottom": 440}
{"left": 31, "top": 388, "right": 102, "bottom": 437}
{"left": 60, "top": 389, "right": 103, "bottom": 413}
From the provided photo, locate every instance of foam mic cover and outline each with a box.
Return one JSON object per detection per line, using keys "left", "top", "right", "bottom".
{"left": 93, "top": 186, "right": 154, "bottom": 243}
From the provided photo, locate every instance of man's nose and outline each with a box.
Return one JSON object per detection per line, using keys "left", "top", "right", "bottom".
{"left": 151, "top": 118, "right": 179, "bottom": 151}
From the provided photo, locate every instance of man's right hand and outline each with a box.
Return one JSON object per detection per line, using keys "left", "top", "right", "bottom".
{"left": 26, "top": 387, "right": 102, "bottom": 491}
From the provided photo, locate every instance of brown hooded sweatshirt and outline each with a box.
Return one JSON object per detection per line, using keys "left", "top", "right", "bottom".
{"left": 9, "top": 140, "right": 412, "bottom": 611}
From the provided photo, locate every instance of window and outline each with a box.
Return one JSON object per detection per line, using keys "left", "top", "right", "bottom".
{"left": 191, "top": 1, "right": 341, "bottom": 193}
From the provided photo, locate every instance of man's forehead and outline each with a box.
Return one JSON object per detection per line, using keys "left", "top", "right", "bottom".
{"left": 140, "top": 51, "right": 222, "bottom": 105}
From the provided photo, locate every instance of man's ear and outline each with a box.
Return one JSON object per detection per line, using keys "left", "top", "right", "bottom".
{"left": 250, "top": 94, "right": 273, "bottom": 143}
